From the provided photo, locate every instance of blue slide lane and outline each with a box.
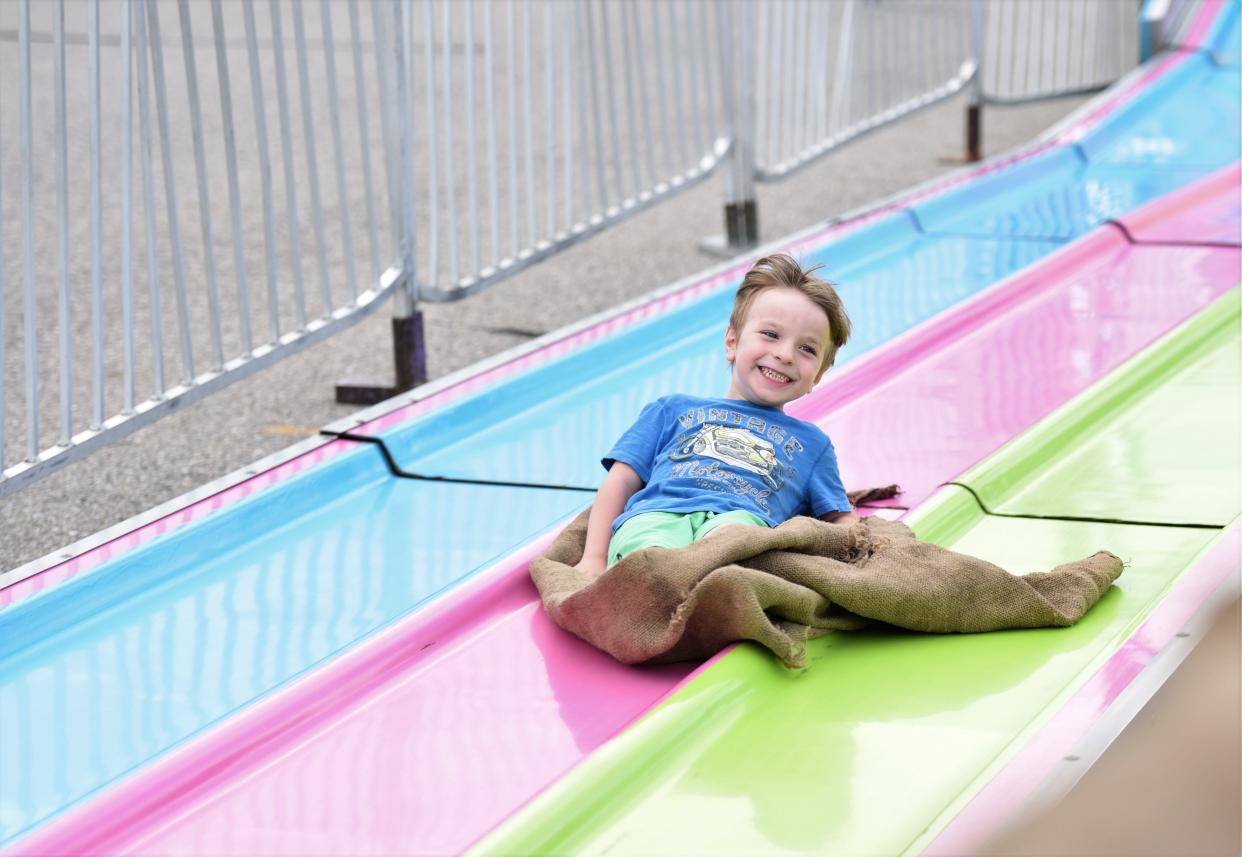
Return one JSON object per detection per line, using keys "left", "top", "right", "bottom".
{"left": 382, "top": 232, "right": 1058, "bottom": 486}
{"left": 1, "top": 21, "right": 1238, "bottom": 847}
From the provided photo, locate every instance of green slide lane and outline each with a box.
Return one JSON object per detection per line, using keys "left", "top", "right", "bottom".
{"left": 959, "top": 287, "right": 1241, "bottom": 526}
{"left": 470, "top": 292, "right": 1240, "bottom": 857}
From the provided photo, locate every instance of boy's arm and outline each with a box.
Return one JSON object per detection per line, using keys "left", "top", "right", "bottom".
{"left": 575, "top": 461, "right": 645, "bottom": 576}
{"left": 820, "top": 509, "right": 859, "bottom": 525}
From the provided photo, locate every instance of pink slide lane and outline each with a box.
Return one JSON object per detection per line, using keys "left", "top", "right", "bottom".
{"left": 796, "top": 231, "right": 1241, "bottom": 511}
{"left": 12, "top": 175, "right": 1240, "bottom": 857}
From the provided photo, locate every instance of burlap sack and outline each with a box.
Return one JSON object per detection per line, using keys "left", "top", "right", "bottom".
{"left": 531, "top": 510, "right": 1123, "bottom": 668}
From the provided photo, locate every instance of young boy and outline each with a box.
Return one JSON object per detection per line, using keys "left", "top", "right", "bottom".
{"left": 575, "top": 253, "right": 858, "bottom": 576}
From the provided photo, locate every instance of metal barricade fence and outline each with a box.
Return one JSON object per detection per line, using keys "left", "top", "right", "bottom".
{"left": 746, "top": 0, "right": 976, "bottom": 181}
{"left": 403, "top": 0, "right": 728, "bottom": 303}
{"left": 0, "top": 0, "right": 730, "bottom": 494}
{"left": 1, "top": 0, "right": 404, "bottom": 495}
{"left": 976, "top": 0, "right": 1141, "bottom": 106}
{"left": 1, "top": 0, "right": 1153, "bottom": 497}
{"left": 715, "top": 0, "right": 977, "bottom": 245}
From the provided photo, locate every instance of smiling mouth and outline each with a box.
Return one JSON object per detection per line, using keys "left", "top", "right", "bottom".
{"left": 758, "top": 367, "right": 792, "bottom": 384}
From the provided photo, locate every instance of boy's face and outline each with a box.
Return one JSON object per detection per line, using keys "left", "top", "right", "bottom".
{"left": 724, "top": 288, "right": 833, "bottom": 410}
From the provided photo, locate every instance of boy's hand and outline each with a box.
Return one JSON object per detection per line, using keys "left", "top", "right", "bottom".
{"left": 820, "top": 510, "right": 859, "bottom": 525}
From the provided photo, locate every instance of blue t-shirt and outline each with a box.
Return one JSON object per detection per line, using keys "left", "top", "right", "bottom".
{"left": 604, "top": 394, "right": 851, "bottom": 533}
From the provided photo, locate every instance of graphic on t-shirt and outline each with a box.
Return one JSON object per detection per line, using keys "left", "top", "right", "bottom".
{"left": 668, "top": 424, "right": 787, "bottom": 491}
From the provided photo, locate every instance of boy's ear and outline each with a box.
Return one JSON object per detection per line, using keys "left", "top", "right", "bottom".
{"left": 724, "top": 326, "right": 738, "bottom": 363}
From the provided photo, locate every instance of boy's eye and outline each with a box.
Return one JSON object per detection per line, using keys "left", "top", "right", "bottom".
{"left": 760, "top": 330, "right": 778, "bottom": 339}
{"left": 799, "top": 345, "right": 818, "bottom": 355}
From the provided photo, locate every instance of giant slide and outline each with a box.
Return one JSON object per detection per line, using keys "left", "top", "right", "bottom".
{"left": 2, "top": 3, "right": 1239, "bottom": 854}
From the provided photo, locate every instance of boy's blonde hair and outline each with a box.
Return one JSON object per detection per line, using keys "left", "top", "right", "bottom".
{"left": 728, "top": 253, "right": 851, "bottom": 370}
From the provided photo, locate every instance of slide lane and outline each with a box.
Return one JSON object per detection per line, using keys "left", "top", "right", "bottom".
{"left": 11, "top": 169, "right": 1238, "bottom": 857}
{"left": 1, "top": 4, "right": 1234, "bottom": 848}
{"left": 467, "top": 288, "right": 1241, "bottom": 857}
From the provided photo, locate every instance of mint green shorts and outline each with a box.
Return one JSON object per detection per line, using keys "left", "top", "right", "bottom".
{"left": 607, "top": 510, "right": 769, "bottom": 566}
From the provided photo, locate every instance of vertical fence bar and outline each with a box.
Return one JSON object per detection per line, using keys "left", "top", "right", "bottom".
{"left": 270, "top": 0, "right": 309, "bottom": 330}
{"left": 54, "top": 0, "right": 72, "bottom": 444}
{"left": 1085, "top": 0, "right": 1100, "bottom": 85}
{"left": 701, "top": 0, "right": 722, "bottom": 141}
{"left": 666, "top": 1, "right": 690, "bottom": 171}
{"left": 146, "top": 1, "right": 194, "bottom": 385}
{"left": 321, "top": 0, "right": 359, "bottom": 301}
{"left": 814, "top": 2, "right": 830, "bottom": 143}
{"left": 630, "top": 3, "right": 656, "bottom": 194}
{"left": 371, "top": 0, "right": 401, "bottom": 264}
{"left": 441, "top": 1, "right": 460, "bottom": 285}
{"left": 648, "top": 1, "right": 673, "bottom": 183}
{"left": 88, "top": 0, "right": 105, "bottom": 425}
{"left": 350, "top": 0, "right": 382, "bottom": 285}
{"left": 506, "top": 0, "right": 523, "bottom": 249}
{"left": 619, "top": 1, "right": 644, "bottom": 198}
{"left": 1022, "top": 0, "right": 1038, "bottom": 97}
{"left": 147, "top": 1, "right": 196, "bottom": 384}
{"left": 683, "top": 1, "right": 708, "bottom": 160}
{"left": 243, "top": 1, "right": 281, "bottom": 342}
{"left": 483, "top": 1, "right": 501, "bottom": 265}
{"left": 829, "top": 0, "right": 853, "bottom": 133}
{"left": 464, "top": 0, "right": 481, "bottom": 273}
{"left": 1008, "top": 1, "right": 1022, "bottom": 101}
{"left": 582, "top": 2, "right": 607, "bottom": 215}
{"left": 211, "top": 0, "right": 254, "bottom": 352}
{"left": 797, "top": 0, "right": 810, "bottom": 153}
{"left": 398, "top": 0, "right": 417, "bottom": 299}
{"left": 543, "top": 1, "right": 556, "bottom": 236}
{"left": 569, "top": 3, "right": 590, "bottom": 220}
{"left": 292, "top": 1, "right": 333, "bottom": 316}
{"left": 20, "top": 0, "right": 39, "bottom": 457}
{"left": 422, "top": 0, "right": 440, "bottom": 284}
{"left": 122, "top": 0, "right": 136, "bottom": 412}
{"left": 561, "top": 4, "right": 575, "bottom": 228}
{"left": 866, "top": 0, "right": 878, "bottom": 121}
{"left": 763, "top": 1, "right": 780, "bottom": 165}
{"left": 521, "top": 1, "right": 537, "bottom": 241}
{"left": 1077, "top": 0, "right": 1092, "bottom": 87}
{"left": 177, "top": 0, "right": 225, "bottom": 369}
{"left": 797, "top": 0, "right": 813, "bottom": 154}
{"left": 784, "top": 0, "right": 799, "bottom": 154}
{"left": 136, "top": 0, "right": 166, "bottom": 397}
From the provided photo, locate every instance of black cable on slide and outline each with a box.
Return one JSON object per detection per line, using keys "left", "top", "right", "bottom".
{"left": 333, "top": 430, "right": 916, "bottom": 509}
{"left": 1106, "top": 218, "right": 1240, "bottom": 249}
{"left": 328, "top": 431, "right": 599, "bottom": 493}
{"left": 945, "top": 481, "right": 1222, "bottom": 530}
